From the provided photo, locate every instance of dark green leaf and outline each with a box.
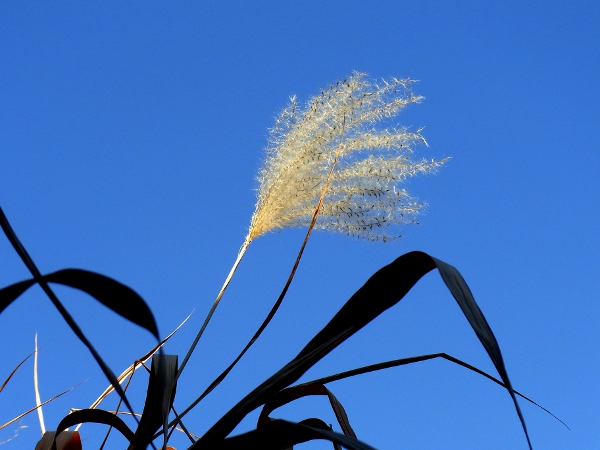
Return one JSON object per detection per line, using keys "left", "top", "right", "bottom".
{"left": 0, "top": 207, "right": 138, "bottom": 425}
{"left": 43, "top": 269, "right": 159, "bottom": 339}
{"left": 296, "top": 352, "right": 569, "bottom": 430}
{"left": 258, "top": 384, "right": 356, "bottom": 438}
{"left": 0, "top": 278, "right": 35, "bottom": 315}
{"left": 50, "top": 409, "right": 137, "bottom": 450}
{"left": 210, "top": 419, "right": 375, "bottom": 450}
{"left": 430, "top": 256, "right": 530, "bottom": 447}
{"left": 196, "top": 251, "right": 531, "bottom": 449}
{"left": 131, "top": 354, "right": 178, "bottom": 450}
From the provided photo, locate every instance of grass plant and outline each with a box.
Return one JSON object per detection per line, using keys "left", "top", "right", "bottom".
{"left": 178, "top": 72, "right": 447, "bottom": 378}
{"left": 0, "top": 73, "right": 552, "bottom": 449}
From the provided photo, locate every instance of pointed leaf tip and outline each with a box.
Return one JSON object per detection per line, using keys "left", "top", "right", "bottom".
{"left": 198, "top": 251, "right": 531, "bottom": 448}
{"left": 43, "top": 269, "right": 159, "bottom": 339}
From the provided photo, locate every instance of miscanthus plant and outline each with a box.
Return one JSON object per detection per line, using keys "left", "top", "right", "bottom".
{"left": 0, "top": 73, "right": 556, "bottom": 449}
{"left": 179, "top": 73, "right": 446, "bottom": 376}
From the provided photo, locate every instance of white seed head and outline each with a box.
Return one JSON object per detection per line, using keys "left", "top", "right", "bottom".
{"left": 247, "top": 72, "right": 447, "bottom": 242}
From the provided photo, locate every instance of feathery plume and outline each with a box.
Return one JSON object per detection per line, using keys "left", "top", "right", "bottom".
{"left": 178, "top": 72, "right": 446, "bottom": 377}
{"left": 248, "top": 71, "right": 446, "bottom": 242}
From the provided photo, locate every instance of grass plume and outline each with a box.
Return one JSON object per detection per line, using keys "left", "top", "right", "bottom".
{"left": 178, "top": 72, "right": 446, "bottom": 377}
{"left": 249, "top": 71, "right": 446, "bottom": 242}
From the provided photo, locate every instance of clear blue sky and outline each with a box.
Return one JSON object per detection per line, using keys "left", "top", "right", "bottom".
{"left": 1, "top": 2, "right": 598, "bottom": 449}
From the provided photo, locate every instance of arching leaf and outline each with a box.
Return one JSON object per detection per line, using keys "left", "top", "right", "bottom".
{"left": 258, "top": 384, "right": 356, "bottom": 438}
{"left": 131, "top": 354, "right": 178, "bottom": 450}
{"left": 50, "top": 409, "right": 137, "bottom": 450}
{"left": 43, "top": 269, "right": 159, "bottom": 339}
{"left": 0, "top": 278, "right": 35, "bottom": 315}
{"left": 212, "top": 419, "right": 374, "bottom": 450}
{"left": 296, "top": 352, "right": 569, "bottom": 430}
{"left": 195, "top": 251, "right": 531, "bottom": 449}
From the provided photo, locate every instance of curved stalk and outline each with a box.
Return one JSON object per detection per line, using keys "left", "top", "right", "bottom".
{"left": 166, "top": 119, "right": 348, "bottom": 433}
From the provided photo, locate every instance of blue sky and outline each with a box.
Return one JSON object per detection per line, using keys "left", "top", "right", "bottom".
{"left": 1, "top": 2, "right": 598, "bottom": 449}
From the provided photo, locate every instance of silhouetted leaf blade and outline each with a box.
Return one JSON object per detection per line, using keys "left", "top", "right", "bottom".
{"left": 211, "top": 419, "right": 375, "bottom": 450}
{"left": 0, "top": 352, "right": 33, "bottom": 394}
{"left": 196, "top": 251, "right": 531, "bottom": 449}
{"left": 295, "top": 352, "right": 568, "bottom": 430}
{"left": 131, "top": 354, "right": 178, "bottom": 450}
{"left": 0, "top": 207, "right": 139, "bottom": 421}
{"left": 0, "top": 278, "right": 35, "bottom": 315}
{"left": 429, "top": 256, "right": 530, "bottom": 446}
{"left": 43, "top": 269, "right": 159, "bottom": 339}
{"left": 258, "top": 384, "right": 356, "bottom": 438}
{"left": 51, "top": 409, "right": 137, "bottom": 450}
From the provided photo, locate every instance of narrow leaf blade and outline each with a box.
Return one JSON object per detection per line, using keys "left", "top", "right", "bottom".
{"left": 258, "top": 384, "right": 356, "bottom": 438}
{"left": 430, "top": 256, "right": 531, "bottom": 448}
{"left": 0, "top": 207, "right": 139, "bottom": 421}
{"left": 0, "top": 278, "right": 35, "bottom": 315}
{"left": 52, "top": 409, "right": 137, "bottom": 447}
{"left": 131, "top": 354, "right": 178, "bottom": 450}
{"left": 196, "top": 251, "right": 531, "bottom": 449}
{"left": 0, "top": 352, "right": 33, "bottom": 394}
{"left": 213, "top": 419, "right": 375, "bottom": 450}
{"left": 43, "top": 269, "right": 159, "bottom": 339}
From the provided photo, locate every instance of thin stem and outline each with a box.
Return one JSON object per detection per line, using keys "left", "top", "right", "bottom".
{"left": 177, "top": 238, "right": 251, "bottom": 379}
{"left": 165, "top": 118, "right": 349, "bottom": 430}
{"left": 98, "top": 364, "right": 137, "bottom": 450}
